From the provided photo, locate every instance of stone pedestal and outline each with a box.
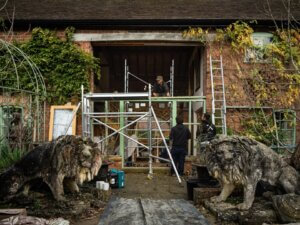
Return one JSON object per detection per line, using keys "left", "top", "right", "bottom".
{"left": 204, "top": 198, "right": 278, "bottom": 225}
{"left": 193, "top": 187, "right": 221, "bottom": 205}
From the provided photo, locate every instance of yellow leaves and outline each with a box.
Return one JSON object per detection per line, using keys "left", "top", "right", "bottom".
{"left": 228, "top": 84, "right": 240, "bottom": 98}
{"left": 224, "top": 21, "right": 254, "bottom": 52}
{"left": 215, "top": 29, "right": 225, "bottom": 42}
{"left": 234, "top": 62, "right": 244, "bottom": 78}
{"left": 248, "top": 66, "right": 300, "bottom": 108}
{"left": 182, "top": 23, "right": 300, "bottom": 108}
{"left": 183, "top": 21, "right": 254, "bottom": 49}
{"left": 182, "top": 27, "right": 208, "bottom": 44}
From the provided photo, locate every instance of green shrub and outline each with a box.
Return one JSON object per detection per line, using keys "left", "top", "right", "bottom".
{"left": 19, "top": 27, "right": 100, "bottom": 104}
{"left": 0, "top": 145, "right": 25, "bottom": 172}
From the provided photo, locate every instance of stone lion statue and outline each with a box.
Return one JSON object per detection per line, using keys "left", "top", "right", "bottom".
{"left": 203, "top": 135, "right": 300, "bottom": 210}
{"left": 0, "top": 135, "right": 102, "bottom": 201}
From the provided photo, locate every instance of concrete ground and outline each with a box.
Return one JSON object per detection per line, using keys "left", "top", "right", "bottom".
{"left": 113, "top": 173, "right": 187, "bottom": 199}
{"left": 71, "top": 172, "right": 188, "bottom": 225}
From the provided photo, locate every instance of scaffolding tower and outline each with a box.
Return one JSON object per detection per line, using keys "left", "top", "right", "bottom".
{"left": 81, "top": 85, "right": 191, "bottom": 183}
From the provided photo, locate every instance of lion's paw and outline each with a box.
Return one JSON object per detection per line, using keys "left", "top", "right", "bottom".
{"left": 210, "top": 195, "right": 223, "bottom": 203}
{"left": 56, "top": 195, "right": 66, "bottom": 202}
{"left": 236, "top": 203, "right": 250, "bottom": 211}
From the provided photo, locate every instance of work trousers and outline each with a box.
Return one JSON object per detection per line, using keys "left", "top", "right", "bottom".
{"left": 170, "top": 147, "right": 186, "bottom": 176}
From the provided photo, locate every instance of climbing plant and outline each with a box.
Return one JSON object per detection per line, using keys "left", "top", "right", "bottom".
{"left": 240, "top": 110, "right": 277, "bottom": 146}
{"left": 215, "top": 21, "right": 254, "bottom": 52}
{"left": 182, "top": 27, "right": 208, "bottom": 44}
{"left": 183, "top": 22, "right": 300, "bottom": 107}
{"left": 17, "top": 27, "right": 100, "bottom": 104}
{"left": 183, "top": 22, "right": 300, "bottom": 147}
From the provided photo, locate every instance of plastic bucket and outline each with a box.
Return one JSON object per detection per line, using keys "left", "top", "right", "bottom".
{"left": 103, "top": 182, "right": 109, "bottom": 191}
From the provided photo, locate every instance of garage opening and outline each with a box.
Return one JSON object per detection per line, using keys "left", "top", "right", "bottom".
{"left": 93, "top": 45, "right": 202, "bottom": 96}
{"left": 90, "top": 44, "right": 205, "bottom": 168}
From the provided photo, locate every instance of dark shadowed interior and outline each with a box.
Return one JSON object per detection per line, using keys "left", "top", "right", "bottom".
{"left": 93, "top": 45, "right": 198, "bottom": 96}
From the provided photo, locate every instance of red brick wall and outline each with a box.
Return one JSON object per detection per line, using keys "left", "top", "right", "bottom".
{"left": 0, "top": 31, "right": 92, "bottom": 139}
{"left": 76, "top": 41, "right": 94, "bottom": 93}
{"left": 1, "top": 30, "right": 298, "bottom": 146}
{"left": 204, "top": 43, "right": 299, "bottom": 146}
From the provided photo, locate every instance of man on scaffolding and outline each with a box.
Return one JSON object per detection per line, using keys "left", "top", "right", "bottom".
{"left": 153, "top": 75, "right": 170, "bottom": 97}
{"left": 169, "top": 116, "right": 191, "bottom": 176}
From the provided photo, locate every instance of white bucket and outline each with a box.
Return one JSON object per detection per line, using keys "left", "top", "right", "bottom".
{"left": 103, "top": 182, "right": 110, "bottom": 191}
{"left": 100, "top": 181, "right": 105, "bottom": 190}
{"left": 96, "top": 181, "right": 101, "bottom": 189}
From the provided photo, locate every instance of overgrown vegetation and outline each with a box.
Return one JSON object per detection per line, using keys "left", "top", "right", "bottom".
{"left": 182, "top": 27, "right": 208, "bottom": 44}
{"left": 215, "top": 21, "right": 254, "bottom": 52}
{"left": 241, "top": 110, "right": 277, "bottom": 146}
{"left": 0, "top": 145, "right": 25, "bottom": 172}
{"left": 252, "top": 28, "right": 300, "bottom": 106}
{"left": 183, "top": 22, "right": 300, "bottom": 107}
{"left": 183, "top": 21, "right": 299, "bottom": 146}
{"left": 21, "top": 27, "right": 100, "bottom": 104}
{"left": 1, "top": 27, "right": 100, "bottom": 104}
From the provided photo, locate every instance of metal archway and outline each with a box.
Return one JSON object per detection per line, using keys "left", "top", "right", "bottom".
{"left": 0, "top": 39, "right": 46, "bottom": 152}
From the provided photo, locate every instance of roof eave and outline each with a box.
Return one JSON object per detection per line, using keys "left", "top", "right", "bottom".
{"left": 10, "top": 18, "right": 291, "bottom": 30}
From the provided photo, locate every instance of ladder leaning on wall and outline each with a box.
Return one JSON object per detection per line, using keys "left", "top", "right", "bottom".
{"left": 209, "top": 55, "right": 227, "bottom": 135}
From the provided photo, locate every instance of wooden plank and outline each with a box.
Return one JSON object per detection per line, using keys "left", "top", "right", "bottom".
{"left": 140, "top": 199, "right": 210, "bottom": 225}
{"left": 99, "top": 197, "right": 210, "bottom": 225}
{"left": 49, "top": 104, "right": 77, "bottom": 141}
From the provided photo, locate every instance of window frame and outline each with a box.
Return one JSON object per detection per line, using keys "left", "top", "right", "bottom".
{"left": 244, "top": 32, "right": 273, "bottom": 63}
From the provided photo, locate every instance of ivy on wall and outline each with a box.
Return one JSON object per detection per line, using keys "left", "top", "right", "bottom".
{"left": 183, "top": 27, "right": 208, "bottom": 44}
{"left": 18, "top": 27, "right": 100, "bottom": 104}
{"left": 183, "top": 22, "right": 300, "bottom": 108}
{"left": 183, "top": 22, "right": 300, "bottom": 145}
{"left": 215, "top": 21, "right": 254, "bottom": 52}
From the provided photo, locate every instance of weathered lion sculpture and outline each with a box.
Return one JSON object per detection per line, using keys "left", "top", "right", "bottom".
{"left": 0, "top": 135, "right": 102, "bottom": 201}
{"left": 204, "top": 135, "right": 300, "bottom": 210}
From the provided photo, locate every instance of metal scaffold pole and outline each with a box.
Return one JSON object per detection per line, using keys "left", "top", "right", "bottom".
{"left": 150, "top": 106, "right": 181, "bottom": 184}
{"left": 81, "top": 85, "right": 85, "bottom": 137}
{"left": 148, "top": 84, "right": 153, "bottom": 179}
{"left": 170, "top": 59, "right": 174, "bottom": 97}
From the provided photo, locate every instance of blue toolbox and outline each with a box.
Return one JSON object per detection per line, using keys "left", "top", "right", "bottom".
{"left": 109, "top": 169, "right": 125, "bottom": 188}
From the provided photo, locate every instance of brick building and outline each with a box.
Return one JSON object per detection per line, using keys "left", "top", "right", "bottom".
{"left": 1, "top": 0, "right": 299, "bottom": 160}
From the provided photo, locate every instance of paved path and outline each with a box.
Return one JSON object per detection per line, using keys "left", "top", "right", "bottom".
{"left": 98, "top": 197, "right": 211, "bottom": 225}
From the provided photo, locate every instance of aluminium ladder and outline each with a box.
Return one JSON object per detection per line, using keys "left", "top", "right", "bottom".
{"left": 209, "top": 55, "right": 227, "bottom": 135}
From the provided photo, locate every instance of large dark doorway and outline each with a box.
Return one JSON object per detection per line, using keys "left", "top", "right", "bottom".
{"left": 93, "top": 45, "right": 197, "bottom": 96}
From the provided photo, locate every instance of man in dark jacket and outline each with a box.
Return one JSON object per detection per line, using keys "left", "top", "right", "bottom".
{"left": 169, "top": 116, "right": 191, "bottom": 176}
{"left": 153, "top": 75, "right": 170, "bottom": 97}
{"left": 196, "top": 113, "right": 216, "bottom": 141}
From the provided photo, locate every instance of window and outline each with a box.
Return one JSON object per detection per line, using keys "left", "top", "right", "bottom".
{"left": 0, "top": 106, "right": 24, "bottom": 148}
{"left": 273, "top": 110, "right": 296, "bottom": 152}
{"left": 245, "top": 32, "right": 273, "bottom": 63}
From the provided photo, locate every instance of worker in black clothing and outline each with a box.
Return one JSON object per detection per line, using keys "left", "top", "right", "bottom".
{"left": 153, "top": 75, "right": 170, "bottom": 97}
{"left": 196, "top": 113, "right": 216, "bottom": 142}
{"left": 169, "top": 116, "right": 191, "bottom": 176}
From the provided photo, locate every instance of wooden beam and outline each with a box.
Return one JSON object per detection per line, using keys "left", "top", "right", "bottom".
{"left": 74, "top": 32, "right": 201, "bottom": 43}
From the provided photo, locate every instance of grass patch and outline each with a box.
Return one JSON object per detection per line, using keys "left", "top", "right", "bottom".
{"left": 0, "top": 145, "right": 25, "bottom": 172}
